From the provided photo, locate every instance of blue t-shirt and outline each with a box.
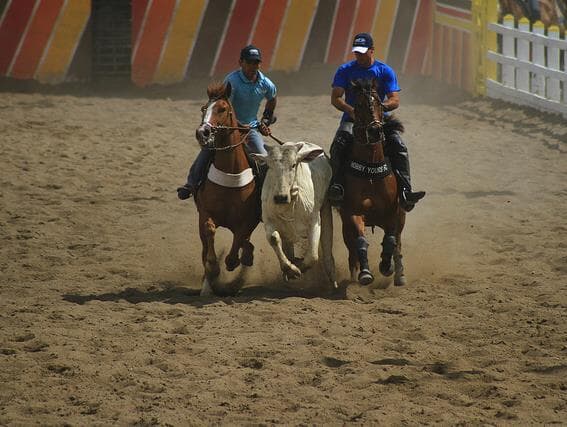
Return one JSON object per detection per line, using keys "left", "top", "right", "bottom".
{"left": 224, "top": 70, "right": 277, "bottom": 127}
{"left": 332, "top": 60, "right": 400, "bottom": 122}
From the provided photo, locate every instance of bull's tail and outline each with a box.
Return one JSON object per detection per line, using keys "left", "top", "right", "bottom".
{"left": 320, "top": 199, "right": 337, "bottom": 289}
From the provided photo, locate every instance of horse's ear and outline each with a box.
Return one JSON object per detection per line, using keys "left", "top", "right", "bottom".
{"left": 225, "top": 82, "right": 232, "bottom": 99}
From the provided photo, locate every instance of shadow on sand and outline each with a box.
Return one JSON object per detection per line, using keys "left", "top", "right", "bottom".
{"left": 62, "top": 278, "right": 352, "bottom": 308}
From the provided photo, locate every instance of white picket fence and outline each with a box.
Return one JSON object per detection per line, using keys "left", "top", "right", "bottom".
{"left": 487, "top": 15, "right": 567, "bottom": 118}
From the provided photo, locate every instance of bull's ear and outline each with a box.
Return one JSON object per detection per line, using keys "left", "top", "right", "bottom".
{"left": 296, "top": 141, "right": 324, "bottom": 162}
{"left": 250, "top": 152, "right": 268, "bottom": 164}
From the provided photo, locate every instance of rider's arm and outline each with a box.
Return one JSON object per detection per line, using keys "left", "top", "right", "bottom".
{"left": 331, "top": 86, "right": 355, "bottom": 120}
{"left": 383, "top": 91, "right": 400, "bottom": 112}
{"left": 262, "top": 97, "right": 277, "bottom": 122}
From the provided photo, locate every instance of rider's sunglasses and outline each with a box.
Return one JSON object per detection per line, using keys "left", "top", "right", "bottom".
{"left": 244, "top": 59, "right": 261, "bottom": 65}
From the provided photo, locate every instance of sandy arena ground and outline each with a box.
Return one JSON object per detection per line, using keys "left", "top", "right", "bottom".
{"left": 0, "top": 74, "right": 566, "bottom": 425}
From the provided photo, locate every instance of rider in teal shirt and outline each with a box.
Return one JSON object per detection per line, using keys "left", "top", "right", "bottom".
{"left": 178, "top": 45, "right": 277, "bottom": 200}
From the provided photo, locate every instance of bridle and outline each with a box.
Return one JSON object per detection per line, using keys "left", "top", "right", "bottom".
{"left": 353, "top": 88, "right": 385, "bottom": 145}
{"left": 198, "top": 97, "right": 251, "bottom": 151}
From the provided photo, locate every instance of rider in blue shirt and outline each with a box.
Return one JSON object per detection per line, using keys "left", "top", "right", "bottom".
{"left": 327, "top": 32, "right": 425, "bottom": 212}
{"left": 178, "top": 45, "right": 277, "bottom": 200}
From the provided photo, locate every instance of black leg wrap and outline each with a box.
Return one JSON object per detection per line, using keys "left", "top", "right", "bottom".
{"left": 379, "top": 234, "right": 396, "bottom": 277}
{"left": 356, "top": 236, "right": 370, "bottom": 271}
{"left": 381, "top": 234, "right": 396, "bottom": 258}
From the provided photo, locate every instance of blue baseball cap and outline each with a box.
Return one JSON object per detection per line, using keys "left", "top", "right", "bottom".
{"left": 240, "top": 45, "right": 262, "bottom": 62}
{"left": 352, "top": 32, "right": 373, "bottom": 54}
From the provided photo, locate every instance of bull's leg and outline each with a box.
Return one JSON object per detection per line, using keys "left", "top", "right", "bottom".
{"left": 265, "top": 223, "right": 301, "bottom": 281}
{"left": 282, "top": 238, "right": 295, "bottom": 265}
{"left": 200, "top": 217, "right": 220, "bottom": 296}
{"left": 393, "top": 230, "right": 406, "bottom": 286}
{"left": 379, "top": 233, "right": 396, "bottom": 277}
{"left": 301, "top": 216, "right": 321, "bottom": 272}
{"left": 320, "top": 201, "right": 337, "bottom": 288}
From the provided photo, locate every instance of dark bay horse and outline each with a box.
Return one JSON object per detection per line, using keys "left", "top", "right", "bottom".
{"left": 340, "top": 79, "right": 406, "bottom": 287}
{"left": 194, "top": 82, "right": 261, "bottom": 296}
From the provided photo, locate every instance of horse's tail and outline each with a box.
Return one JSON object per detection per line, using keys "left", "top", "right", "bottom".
{"left": 384, "top": 115, "right": 404, "bottom": 135}
{"left": 320, "top": 199, "right": 337, "bottom": 288}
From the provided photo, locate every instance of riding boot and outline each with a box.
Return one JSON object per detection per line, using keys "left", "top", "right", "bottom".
{"left": 386, "top": 132, "right": 425, "bottom": 212}
{"left": 327, "top": 130, "right": 351, "bottom": 205}
{"left": 177, "top": 149, "right": 213, "bottom": 200}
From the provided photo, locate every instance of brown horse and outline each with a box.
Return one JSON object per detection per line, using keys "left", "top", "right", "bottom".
{"left": 340, "top": 79, "right": 406, "bottom": 287}
{"left": 194, "top": 82, "right": 261, "bottom": 296}
{"left": 499, "top": 0, "right": 566, "bottom": 30}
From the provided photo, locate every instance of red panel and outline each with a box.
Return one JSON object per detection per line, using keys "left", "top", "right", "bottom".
{"left": 250, "top": 0, "right": 287, "bottom": 69}
{"left": 405, "top": 0, "right": 434, "bottom": 74}
{"left": 436, "top": 4, "right": 471, "bottom": 20}
{"left": 131, "top": 0, "right": 176, "bottom": 87}
{"left": 462, "top": 32, "right": 472, "bottom": 92}
{"left": 213, "top": 0, "right": 261, "bottom": 76}
{"left": 346, "top": 0, "right": 377, "bottom": 62}
{"left": 452, "top": 29, "right": 463, "bottom": 87}
{"left": 132, "top": 0, "right": 150, "bottom": 48}
{"left": 10, "top": 0, "right": 64, "bottom": 79}
{"left": 326, "top": 0, "right": 356, "bottom": 64}
{"left": 442, "top": 26, "right": 452, "bottom": 84}
{"left": 433, "top": 23, "right": 443, "bottom": 81}
{"left": 0, "top": 0, "right": 36, "bottom": 75}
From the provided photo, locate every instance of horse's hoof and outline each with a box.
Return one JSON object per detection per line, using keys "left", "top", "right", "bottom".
{"left": 394, "top": 275, "right": 407, "bottom": 286}
{"left": 240, "top": 255, "right": 253, "bottom": 267}
{"left": 358, "top": 269, "right": 374, "bottom": 286}
{"left": 379, "top": 261, "right": 394, "bottom": 277}
{"left": 225, "top": 257, "right": 240, "bottom": 272}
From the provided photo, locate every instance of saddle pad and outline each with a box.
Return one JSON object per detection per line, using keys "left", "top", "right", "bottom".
{"left": 207, "top": 164, "right": 254, "bottom": 188}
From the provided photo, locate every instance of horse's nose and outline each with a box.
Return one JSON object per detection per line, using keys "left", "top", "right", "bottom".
{"left": 274, "top": 194, "right": 289, "bottom": 204}
{"left": 196, "top": 124, "right": 211, "bottom": 143}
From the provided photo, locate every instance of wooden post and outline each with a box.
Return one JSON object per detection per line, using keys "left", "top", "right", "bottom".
{"left": 472, "top": 0, "right": 498, "bottom": 96}
{"left": 547, "top": 25, "right": 561, "bottom": 102}
{"left": 502, "top": 14, "right": 515, "bottom": 88}
{"left": 517, "top": 17, "right": 530, "bottom": 92}
{"left": 532, "top": 21, "right": 546, "bottom": 97}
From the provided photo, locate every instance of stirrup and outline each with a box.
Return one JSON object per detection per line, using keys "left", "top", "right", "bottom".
{"left": 327, "top": 183, "right": 344, "bottom": 205}
{"left": 177, "top": 184, "right": 194, "bottom": 200}
{"left": 400, "top": 189, "right": 425, "bottom": 212}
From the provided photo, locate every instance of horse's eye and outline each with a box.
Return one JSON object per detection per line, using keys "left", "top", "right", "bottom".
{"left": 217, "top": 107, "right": 226, "bottom": 113}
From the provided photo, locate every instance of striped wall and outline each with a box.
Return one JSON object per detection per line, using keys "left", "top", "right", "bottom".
{"left": 0, "top": 0, "right": 90, "bottom": 84}
{"left": 0, "top": 0, "right": 480, "bottom": 92}
{"left": 131, "top": 0, "right": 438, "bottom": 85}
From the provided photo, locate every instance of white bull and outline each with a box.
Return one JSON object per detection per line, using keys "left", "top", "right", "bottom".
{"left": 251, "top": 142, "right": 337, "bottom": 288}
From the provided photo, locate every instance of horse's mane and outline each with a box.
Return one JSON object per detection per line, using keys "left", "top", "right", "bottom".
{"left": 207, "top": 81, "right": 228, "bottom": 99}
{"left": 384, "top": 115, "right": 404, "bottom": 134}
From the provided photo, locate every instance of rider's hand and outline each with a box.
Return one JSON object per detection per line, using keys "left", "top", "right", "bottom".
{"left": 259, "top": 120, "right": 271, "bottom": 136}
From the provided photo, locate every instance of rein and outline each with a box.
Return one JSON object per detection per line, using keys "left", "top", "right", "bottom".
{"left": 199, "top": 97, "right": 285, "bottom": 150}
